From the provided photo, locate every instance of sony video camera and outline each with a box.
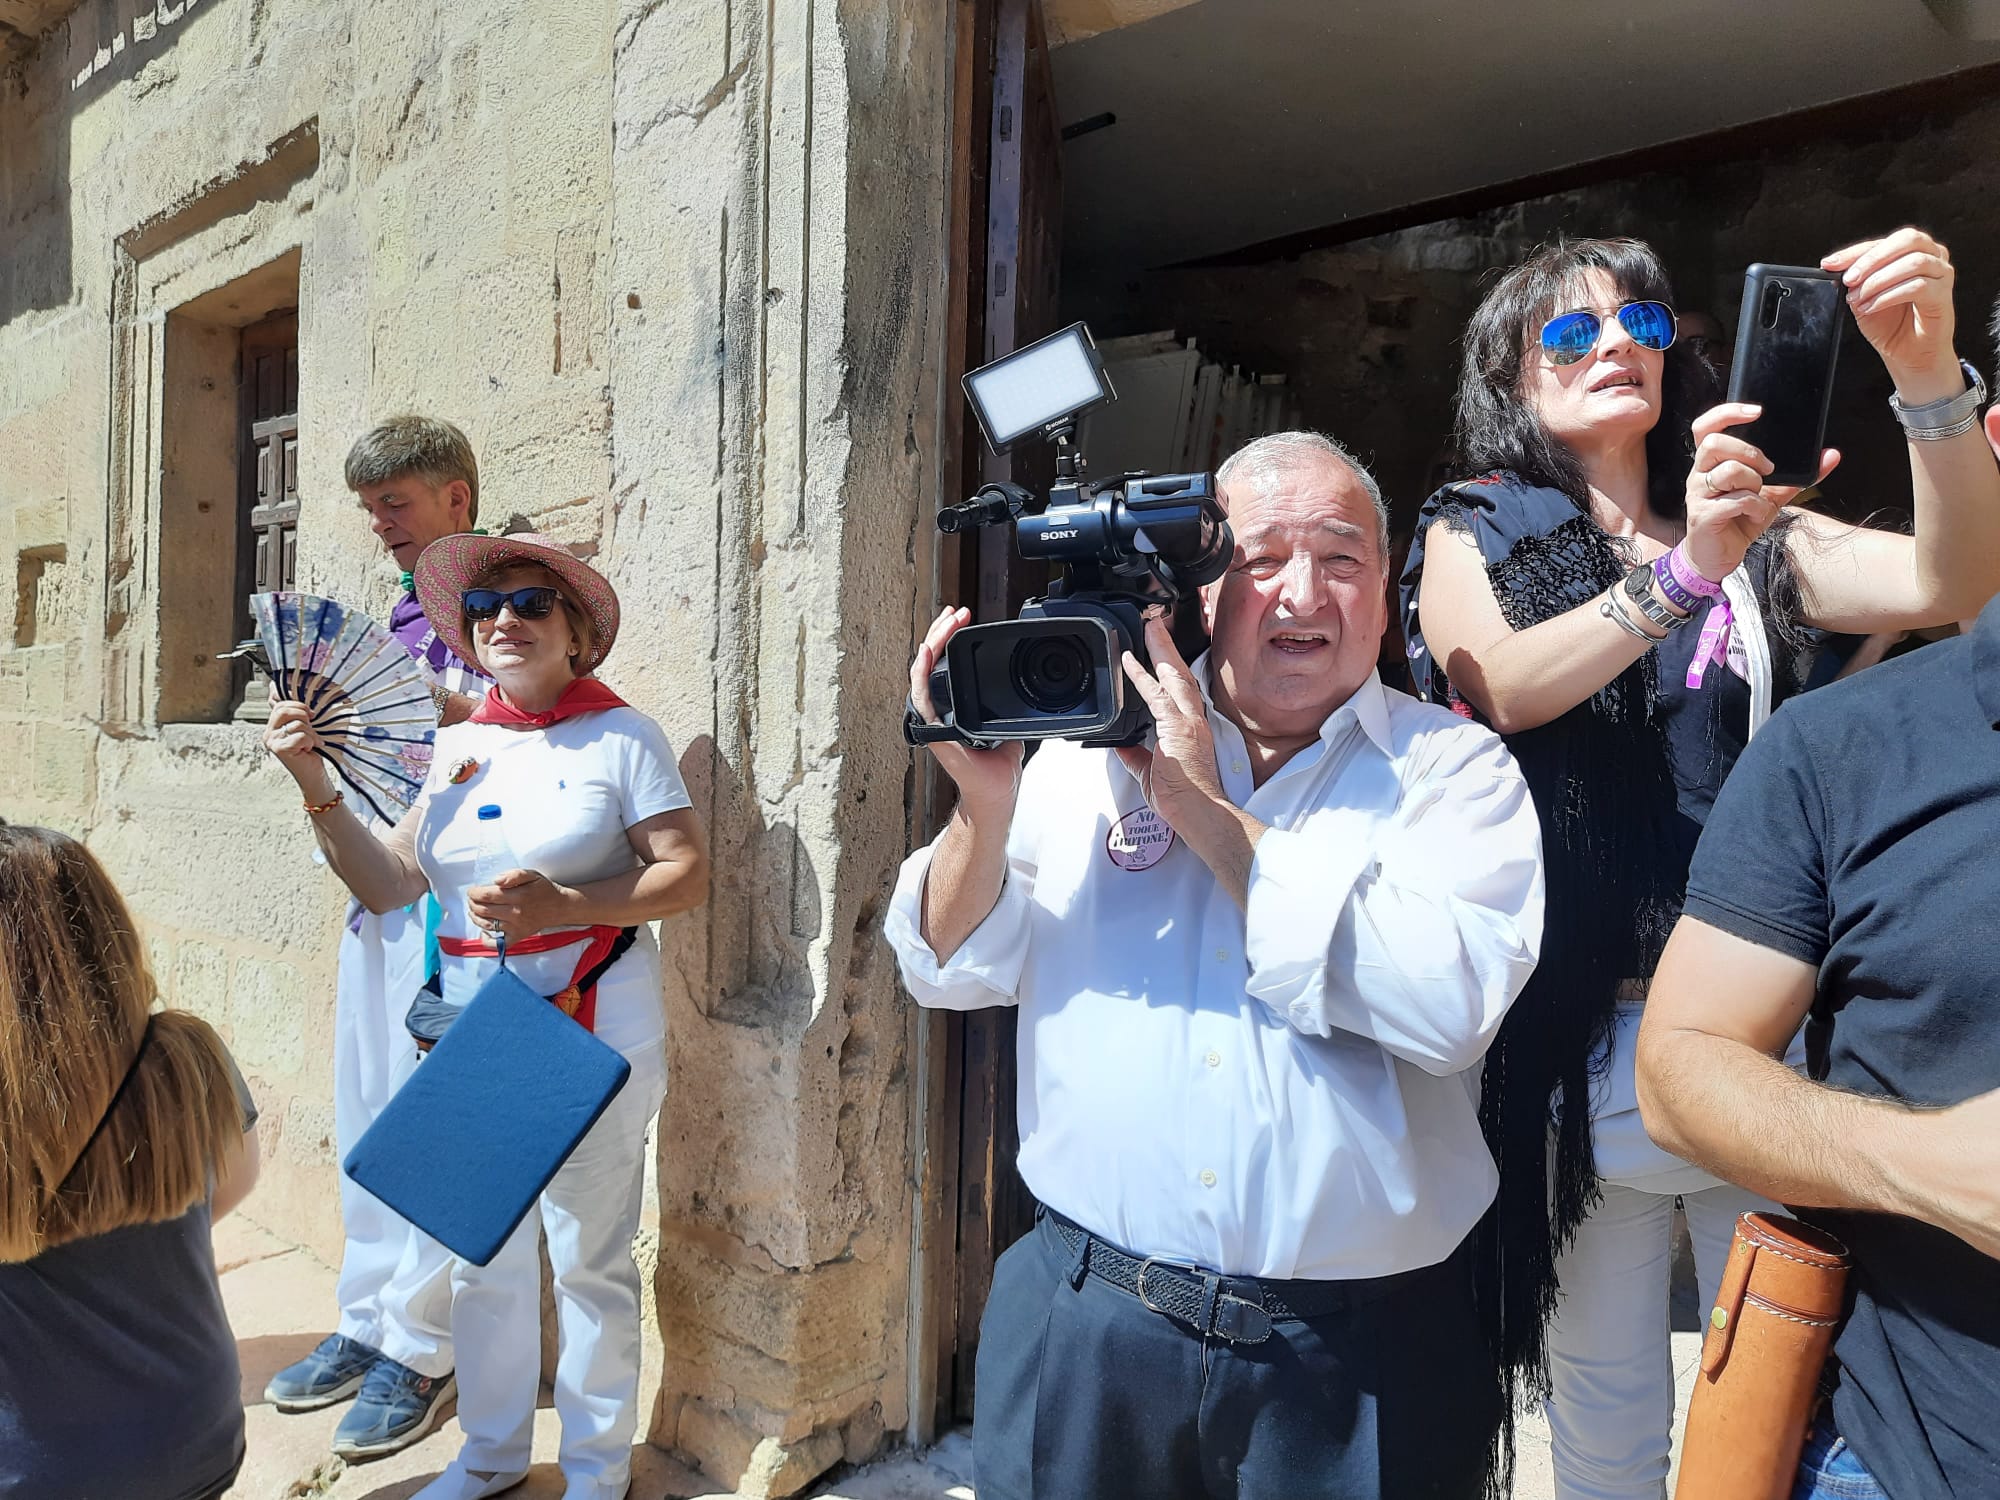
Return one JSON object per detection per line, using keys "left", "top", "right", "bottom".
{"left": 905, "top": 323, "right": 1232, "bottom": 750}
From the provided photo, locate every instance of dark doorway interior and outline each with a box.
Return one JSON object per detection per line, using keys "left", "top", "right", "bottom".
{"left": 1066, "top": 64, "right": 2000, "bottom": 568}
{"left": 928, "top": 0, "right": 1065, "bottom": 1431}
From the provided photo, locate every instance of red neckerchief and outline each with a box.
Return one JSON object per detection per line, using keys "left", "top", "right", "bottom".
{"left": 469, "top": 676, "right": 629, "bottom": 728}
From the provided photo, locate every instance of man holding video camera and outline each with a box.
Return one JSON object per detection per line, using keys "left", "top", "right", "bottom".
{"left": 888, "top": 431, "right": 1545, "bottom": 1499}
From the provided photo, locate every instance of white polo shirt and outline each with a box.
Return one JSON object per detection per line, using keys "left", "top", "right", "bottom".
{"left": 885, "top": 663, "right": 1544, "bottom": 1282}
{"left": 414, "top": 707, "right": 692, "bottom": 1055}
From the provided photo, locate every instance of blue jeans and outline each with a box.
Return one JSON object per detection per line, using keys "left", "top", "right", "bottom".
{"left": 1791, "top": 1411, "right": 1888, "bottom": 1499}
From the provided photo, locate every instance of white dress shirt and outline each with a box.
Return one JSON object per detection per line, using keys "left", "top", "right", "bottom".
{"left": 886, "top": 663, "right": 1544, "bottom": 1282}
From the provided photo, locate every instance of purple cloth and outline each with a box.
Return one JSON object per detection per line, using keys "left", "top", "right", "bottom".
{"left": 341, "top": 591, "right": 487, "bottom": 928}
{"left": 388, "top": 590, "right": 486, "bottom": 684}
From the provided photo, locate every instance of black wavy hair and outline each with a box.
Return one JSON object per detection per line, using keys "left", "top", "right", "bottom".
{"left": 1453, "top": 237, "right": 1721, "bottom": 519}
{"left": 1988, "top": 285, "right": 2000, "bottom": 393}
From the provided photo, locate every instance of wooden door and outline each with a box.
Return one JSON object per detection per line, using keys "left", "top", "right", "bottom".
{"left": 928, "top": 0, "right": 1065, "bottom": 1430}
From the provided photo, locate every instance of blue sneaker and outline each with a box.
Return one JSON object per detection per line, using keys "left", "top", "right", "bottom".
{"left": 263, "top": 1333, "right": 379, "bottom": 1411}
{"left": 331, "top": 1357, "right": 457, "bottom": 1459}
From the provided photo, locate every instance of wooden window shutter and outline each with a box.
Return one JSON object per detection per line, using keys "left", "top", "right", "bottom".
{"left": 240, "top": 312, "right": 300, "bottom": 598}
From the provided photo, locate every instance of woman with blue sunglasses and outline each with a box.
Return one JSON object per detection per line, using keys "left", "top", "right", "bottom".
{"left": 1398, "top": 229, "right": 2000, "bottom": 1500}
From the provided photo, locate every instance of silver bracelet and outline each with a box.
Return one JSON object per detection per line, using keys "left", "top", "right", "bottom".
{"left": 1601, "top": 588, "right": 1662, "bottom": 644}
{"left": 1890, "top": 358, "right": 1985, "bottom": 440}
{"left": 1621, "top": 562, "right": 1694, "bottom": 632}
{"left": 1900, "top": 409, "right": 1982, "bottom": 443}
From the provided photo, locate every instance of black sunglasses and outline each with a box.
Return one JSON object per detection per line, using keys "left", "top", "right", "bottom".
{"left": 462, "top": 586, "right": 562, "bottom": 622}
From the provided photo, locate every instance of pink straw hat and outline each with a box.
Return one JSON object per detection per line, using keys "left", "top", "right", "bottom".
{"left": 412, "top": 532, "right": 621, "bottom": 677}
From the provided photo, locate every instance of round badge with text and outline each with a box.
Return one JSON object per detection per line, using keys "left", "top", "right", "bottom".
{"left": 1106, "top": 806, "right": 1175, "bottom": 871}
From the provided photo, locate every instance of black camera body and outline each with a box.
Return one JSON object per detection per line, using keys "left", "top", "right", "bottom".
{"left": 911, "top": 467, "right": 1231, "bottom": 749}
{"left": 906, "top": 322, "right": 1234, "bottom": 751}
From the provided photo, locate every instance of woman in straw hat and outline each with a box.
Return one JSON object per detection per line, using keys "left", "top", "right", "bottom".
{"left": 264, "top": 534, "right": 710, "bottom": 1500}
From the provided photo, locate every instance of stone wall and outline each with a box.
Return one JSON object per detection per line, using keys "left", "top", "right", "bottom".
{"left": 0, "top": 0, "right": 951, "bottom": 1492}
{"left": 604, "top": 0, "right": 950, "bottom": 1487}
{"left": 1068, "top": 82, "right": 2000, "bottom": 547}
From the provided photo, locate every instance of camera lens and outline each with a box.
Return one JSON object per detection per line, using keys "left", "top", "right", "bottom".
{"left": 1011, "top": 633, "right": 1094, "bottom": 714}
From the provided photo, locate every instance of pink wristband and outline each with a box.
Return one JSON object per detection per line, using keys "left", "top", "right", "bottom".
{"left": 1688, "top": 599, "right": 1734, "bottom": 690}
{"left": 1666, "top": 543, "right": 1725, "bottom": 599}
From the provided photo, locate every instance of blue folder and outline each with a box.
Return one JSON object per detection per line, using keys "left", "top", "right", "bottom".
{"left": 344, "top": 964, "right": 631, "bottom": 1265}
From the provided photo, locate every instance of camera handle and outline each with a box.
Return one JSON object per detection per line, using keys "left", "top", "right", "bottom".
{"left": 902, "top": 697, "right": 999, "bottom": 752}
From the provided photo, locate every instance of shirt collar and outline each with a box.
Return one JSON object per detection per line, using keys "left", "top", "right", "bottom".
{"left": 1974, "top": 594, "right": 2000, "bottom": 729}
{"left": 1187, "top": 652, "right": 1395, "bottom": 758}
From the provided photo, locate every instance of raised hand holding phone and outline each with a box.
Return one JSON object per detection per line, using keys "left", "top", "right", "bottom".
{"left": 1681, "top": 403, "right": 1839, "bottom": 584}
{"left": 1823, "top": 227, "right": 1960, "bottom": 400}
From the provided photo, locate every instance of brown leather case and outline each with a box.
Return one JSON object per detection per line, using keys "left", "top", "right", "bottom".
{"left": 1674, "top": 1212, "right": 1850, "bottom": 1500}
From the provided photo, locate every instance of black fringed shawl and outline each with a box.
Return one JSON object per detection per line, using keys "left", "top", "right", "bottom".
{"left": 1398, "top": 471, "right": 1808, "bottom": 1493}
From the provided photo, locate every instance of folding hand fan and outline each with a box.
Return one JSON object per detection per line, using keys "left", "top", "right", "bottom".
{"left": 252, "top": 591, "right": 438, "bottom": 823}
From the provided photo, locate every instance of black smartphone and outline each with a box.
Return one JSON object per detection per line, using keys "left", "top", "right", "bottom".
{"left": 1725, "top": 264, "right": 1843, "bottom": 488}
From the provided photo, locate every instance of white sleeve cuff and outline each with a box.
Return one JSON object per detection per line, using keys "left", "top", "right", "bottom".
{"left": 1242, "top": 814, "right": 1378, "bottom": 1034}
{"left": 884, "top": 841, "right": 1031, "bottom": 1010}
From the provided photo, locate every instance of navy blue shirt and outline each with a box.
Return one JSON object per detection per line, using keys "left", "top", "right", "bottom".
{"left": 0, "top": 1057, "right": 255, "bottom": 1500}
{"left": 1682, "top": 596, "right": 2000, "bottom": 1500}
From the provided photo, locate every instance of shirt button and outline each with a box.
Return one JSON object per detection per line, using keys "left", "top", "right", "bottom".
{"left": 1215, "top": 947, "right": 1230, "bottom": 963}
{"left": 1205, "top": 1050, "right": 1221, "bottom": 1069}
{"left": 1199, "top": 1169, "right": 1218, "bottom": 1188}
{"left": 1231, "top": 759, "right": 1244, "bottom": 774}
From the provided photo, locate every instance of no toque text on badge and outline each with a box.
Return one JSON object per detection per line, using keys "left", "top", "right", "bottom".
{"left": 1106, "top": 806, "right": 1175, "bottom": 871}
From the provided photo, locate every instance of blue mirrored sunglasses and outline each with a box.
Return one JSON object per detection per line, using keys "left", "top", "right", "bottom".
{"left": 1539, "top": 301, "right": 1678, "bottom": 366}
{"left": 463, "top": 586, "right": 562, "bottom": 621}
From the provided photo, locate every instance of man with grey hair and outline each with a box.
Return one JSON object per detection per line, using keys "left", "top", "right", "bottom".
{"left": 887, "top": 431, "right": 1545, "bottom": 1497}
{"left": 263, "top": 415, "right": 488, "bottom": 1460}
{"left": 1216, "top": 429, "right": 1394, "bottom": 565}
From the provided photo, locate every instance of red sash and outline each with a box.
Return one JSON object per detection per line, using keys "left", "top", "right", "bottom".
{"left": 438, "top": 926, "right": 625, "bottom": 1032}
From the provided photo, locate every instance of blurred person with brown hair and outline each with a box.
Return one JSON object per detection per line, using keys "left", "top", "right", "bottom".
{"left": 0, "top": 822, "right": 260, "bottom": 1500}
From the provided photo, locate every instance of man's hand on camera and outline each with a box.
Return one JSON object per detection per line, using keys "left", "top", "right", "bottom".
{"left": 1116, "top": 614, "right": 1224, "bottom": 819}
{"left": 1118, "top": 615, "right": 1264, "bottom": 910}
{"left": 910, "top": 606, "right": 1024, "bottom": 825}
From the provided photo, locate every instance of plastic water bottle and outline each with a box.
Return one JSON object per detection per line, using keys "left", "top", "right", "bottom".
{"left": 469, "top": 804, "right": 519, "bottom": 962}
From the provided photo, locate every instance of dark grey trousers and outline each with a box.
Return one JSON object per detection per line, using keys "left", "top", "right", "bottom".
{"left": 972, "top": 1211, "right": 1500, "bottom": 1500}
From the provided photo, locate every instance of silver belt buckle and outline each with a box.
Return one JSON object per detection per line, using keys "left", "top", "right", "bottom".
{"left": 1136, "top": 1255, "right": 1199, "bottom": 1319}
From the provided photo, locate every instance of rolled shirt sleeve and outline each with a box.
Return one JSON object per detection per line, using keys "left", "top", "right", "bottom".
{"left": 1243, "top": 725, "right": 1544, "bottom": 1075}
{"left": 885, "top": 781, "right": 1047, "bottom": 1013}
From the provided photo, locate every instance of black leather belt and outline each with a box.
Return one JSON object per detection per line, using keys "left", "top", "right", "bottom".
{"left": 1042, "top": 1208, "right": 1405, "bottom": 1346}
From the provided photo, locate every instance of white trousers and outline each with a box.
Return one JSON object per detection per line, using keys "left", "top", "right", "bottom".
{"left": 1546, "top": 1180, "right": 1769, "bottom": 1499}
{"left": 451, "top": 1039, "right": 665, "bottom": 1491}
{"left": 1545, "top": 1006, "right": 1781, "bottom": 1499}
{"left": 334, "top": 906, "right": 456, "bottom": 1377}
